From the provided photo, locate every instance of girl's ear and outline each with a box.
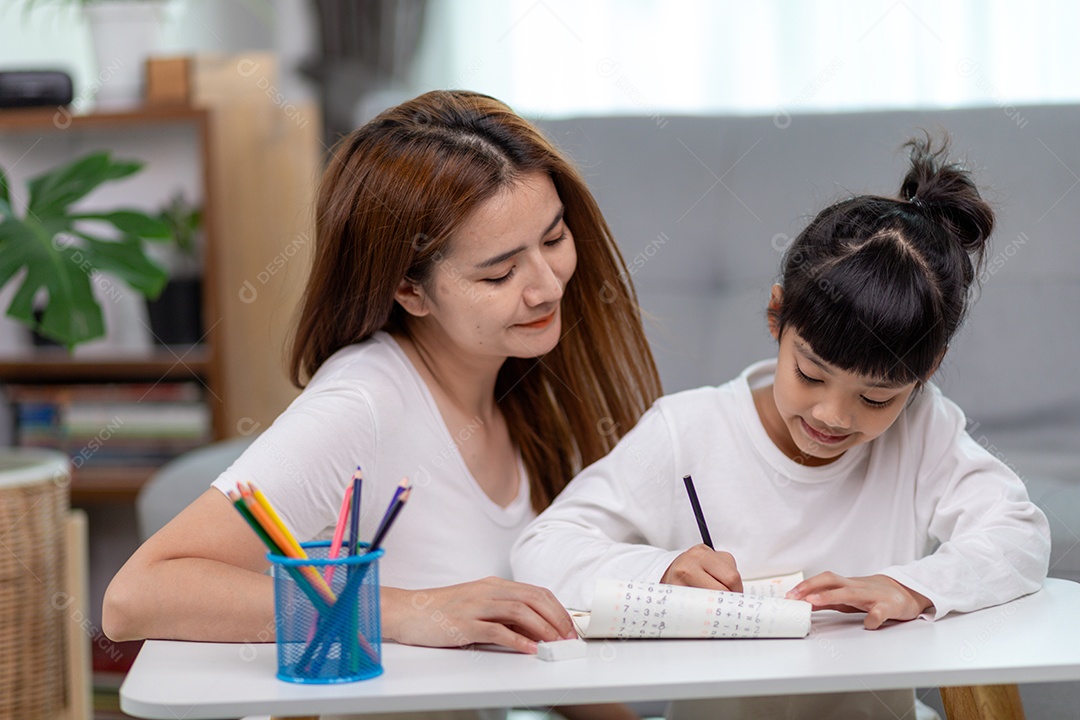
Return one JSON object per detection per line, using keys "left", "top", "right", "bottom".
{"left": 767, "top": 284, "right": 783, "bottom": 340}
{"left": 394, "top": 277, "right": 431, "bottom": 318}
{"left": 928, "top": 348, "right": 947, "bottom": 379}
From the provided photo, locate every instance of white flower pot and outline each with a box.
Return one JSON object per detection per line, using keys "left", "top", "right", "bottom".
{"left": 83, "top": 2, "right": 165, "bottom": 109}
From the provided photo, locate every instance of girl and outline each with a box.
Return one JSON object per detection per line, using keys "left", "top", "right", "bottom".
{"left": 512, "top": 136, "right": 1051, "bottom": 719}
{"left": 104, "top": 90, "right": 661, "bottom": 717}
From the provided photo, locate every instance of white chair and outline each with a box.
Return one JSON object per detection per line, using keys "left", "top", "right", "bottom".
{"left": 136, "top": 436, "right": 257, "bottom": 541}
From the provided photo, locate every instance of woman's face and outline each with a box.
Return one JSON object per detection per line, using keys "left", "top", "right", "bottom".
{"left": 399, "top": 171, "right": 577, "bottom": 363}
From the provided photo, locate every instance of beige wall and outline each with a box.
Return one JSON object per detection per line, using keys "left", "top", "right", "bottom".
{"left": 194, "top": 53, "right": 321, "bottom": 438}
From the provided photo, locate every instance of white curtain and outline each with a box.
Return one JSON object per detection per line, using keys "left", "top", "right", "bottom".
{"left": 411, "top": 0, "right": 1080, "bottom": 118}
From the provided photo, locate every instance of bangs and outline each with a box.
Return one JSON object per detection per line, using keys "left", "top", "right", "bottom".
{"left": 780, "top": 235, "right": 946, "bottom": 385}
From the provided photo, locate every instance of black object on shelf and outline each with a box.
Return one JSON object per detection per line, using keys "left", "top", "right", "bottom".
{"left": 145, "top": 278, "right": 203, "bottom": 345}
{"left": 30, "top": 307, "right": 61, "bottom": 348}
{"left": 0, "top": 70, "right": 74, "bottom": 108}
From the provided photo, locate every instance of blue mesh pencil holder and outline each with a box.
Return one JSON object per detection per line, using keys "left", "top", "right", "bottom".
{"left": 269, "top": 541, "right": 383, "bottom": 684}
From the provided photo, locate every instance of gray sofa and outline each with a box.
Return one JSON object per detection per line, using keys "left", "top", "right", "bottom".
{"left": 541, "top": 104, "right": 1080, "bottom": 717}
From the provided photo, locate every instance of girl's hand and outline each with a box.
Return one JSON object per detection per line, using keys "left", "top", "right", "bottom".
{"left": 660, "top": 543, "right": 743, "bottom": 592}
{"left": 786, "top": 572, "right": 933, "bottom": 629}
{"left": 381, "top": 577, "right": 577, "bottom": 654}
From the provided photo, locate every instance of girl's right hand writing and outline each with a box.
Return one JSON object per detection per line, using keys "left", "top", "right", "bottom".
{"left": 661, "top": 543, "right": 743, "bottom": 592}
{"left": 381, "top": 577, "right": 578, "bottom": 654}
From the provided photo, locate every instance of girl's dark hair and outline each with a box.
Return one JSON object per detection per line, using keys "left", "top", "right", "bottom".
{"left": 770, "top": 133, "right": 995, "bottom": 384}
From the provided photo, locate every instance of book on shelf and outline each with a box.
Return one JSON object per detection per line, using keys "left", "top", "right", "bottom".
{"left": 6, "top": 382, "right": 203, "bottom": 403}
{"left": 5, "top": 382, "right": 211, "bottom": 469}
{"left": 571, "top": 571, "right": 811, "bottom": 639}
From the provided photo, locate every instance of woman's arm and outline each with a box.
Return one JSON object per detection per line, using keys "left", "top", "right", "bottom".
{"left": 104, "top": 489, "right": 577, "bottom": 652}
{"left": 103, "top": 489, "right": 276, "bottom": 642}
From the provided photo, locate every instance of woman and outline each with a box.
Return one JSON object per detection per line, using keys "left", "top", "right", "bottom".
{"left": 103, "top": 91, "right": 661, "bottom": 711}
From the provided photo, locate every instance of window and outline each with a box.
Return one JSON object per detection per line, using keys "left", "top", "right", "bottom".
{"left": 411, "top": 0, "right": 1079, "bottom": 119}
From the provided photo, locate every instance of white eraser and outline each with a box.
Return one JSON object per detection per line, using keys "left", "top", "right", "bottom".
{"left": 536, "top": 638, "right": 587, "bottom": 661}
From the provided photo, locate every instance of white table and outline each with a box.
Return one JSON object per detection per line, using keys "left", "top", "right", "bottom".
{"left": 120, "top": 578, "right": 1080, "bottom": 720}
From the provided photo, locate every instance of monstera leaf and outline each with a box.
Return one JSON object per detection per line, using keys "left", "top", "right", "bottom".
{"left": 0, "top": 151, "right": 172, "bottom": 350}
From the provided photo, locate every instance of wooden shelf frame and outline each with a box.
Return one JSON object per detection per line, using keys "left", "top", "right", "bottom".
{"left": 1, "top": 54, "right": 320, "bottom": 498}
{"left": 0, "top": 347, "right": 210, "bottom": 383}
{"left": 0, "top": 105, "right": 226, "bottom": 442}
{"left": 1, "top": 105, "right": 224, "bottom": 499}
{"left": 0, "top": 105, "right": 210, "bottom": 132}
{"left": 70, "top": 466, "right": 158, "bottom": 503}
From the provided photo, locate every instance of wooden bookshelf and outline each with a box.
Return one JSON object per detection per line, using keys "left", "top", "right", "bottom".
{"left": 0, "top": 105, "right": 208, "bottom": 132}
{"left": 70, "top": 466, "right": 158, "bottom": 503}
{"left": 0, "top": 347, "right": 210, "bottom": 383}
{"left": 0, "top": 54, "right": 318, "bottom": 498}
{"left": 5, "top": 377, "right": 213, "bottom": 500}
{"left": 0, "top": 57, "right": 319, "bottom": 712}
{"left": 0, "top": 104, "right": 225, "bottom": 450}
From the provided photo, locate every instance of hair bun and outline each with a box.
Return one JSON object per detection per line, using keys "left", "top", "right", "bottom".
{"left": 899, "top": 133, "right": 994, "bottom": 257}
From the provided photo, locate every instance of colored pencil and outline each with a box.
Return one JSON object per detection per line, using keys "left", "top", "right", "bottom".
{"left": 243, "top": 481, "right": 307, "bottom": 559}
{"left": 682, "top": 474, "right": 714, "bottom": 550}
{"left": 342, "top": 467, "right": 365, "bottom": 676}
{"left": 228, "top": 491, "right": 330, "bottom": 614}
{"left": 300, "top": 553, "right": 378, "bottom": 674}
{"left": 310, "top": 477, "right": 357, "bottom": 645}
{"left": 231, "top": 484, "right": 380, "bottom": 674}
{"left": 228, "top": 491, "right": 281, "bottom": 554}
{"left": 368, "top": 486, "right": 410, "bottom": 553}
{"left": 238, "top": 484, "right": 336, "bottom": 604}
{"left": 324, "top": 481, "right": 355, "bottom": 585}
{"left": 370, "top": 477, "right": 409, "bottom": 551}
{"left": 303, "top": 482, "right": 412, "bottom": 673}
{"left": 347, "top": 467, "right": 363, "bottom": 556}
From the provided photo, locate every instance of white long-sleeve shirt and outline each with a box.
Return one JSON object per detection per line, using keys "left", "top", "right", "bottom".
{"left": 512, "top": 359, "right": 1050, "bottom": 618}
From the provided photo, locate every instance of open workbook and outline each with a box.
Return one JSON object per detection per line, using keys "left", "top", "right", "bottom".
{"left": 571, "top": 571, "right": 812, "bottom": 639}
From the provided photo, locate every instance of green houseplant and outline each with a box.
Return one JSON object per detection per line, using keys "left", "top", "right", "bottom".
{"left": 0, "top": 150, "right": 172, "bottom": 350}
{"left": 145, "top": 192, "right": 204, "bottom": 345}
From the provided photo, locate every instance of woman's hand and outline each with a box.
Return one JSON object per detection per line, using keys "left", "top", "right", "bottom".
{"left": 382, "top": 577, "right": 578, "bottom": 654}
{"left": 660, "top": 543, "right": 743, "bottom": 592}
{"left": 786, "top": 572, "right": 933, "bottom": 629}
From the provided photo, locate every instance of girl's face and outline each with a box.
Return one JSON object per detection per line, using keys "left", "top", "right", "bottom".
{"left": 764, "top": 328, "right": 919, "bottom": 466}
{"left": 397, "top": 171, "right": 577, "bottom": 364}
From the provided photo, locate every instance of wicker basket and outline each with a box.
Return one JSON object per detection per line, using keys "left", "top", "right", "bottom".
{"left": 0, "top": 449, "right": 71, "bottom": 720}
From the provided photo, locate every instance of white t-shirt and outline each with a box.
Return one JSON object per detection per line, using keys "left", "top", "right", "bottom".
{"left": 212, "top": 331, "right": 535, "bottom": 590}
{"left": 512, "top": 359, "right": 1051, "bottom": 616}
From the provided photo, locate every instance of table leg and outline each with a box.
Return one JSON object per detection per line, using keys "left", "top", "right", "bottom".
{"left": 940, "top": 684, "right": 1026, "bottom": 720}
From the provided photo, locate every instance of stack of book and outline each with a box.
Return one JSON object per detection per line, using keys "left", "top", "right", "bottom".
{"left": 7, "top": 383, "right": 211, "bottom": 471}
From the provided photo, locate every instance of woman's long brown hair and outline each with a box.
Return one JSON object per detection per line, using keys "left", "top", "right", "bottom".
{"left": 291, "top": 90, "right": 662, "bottom": 512}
